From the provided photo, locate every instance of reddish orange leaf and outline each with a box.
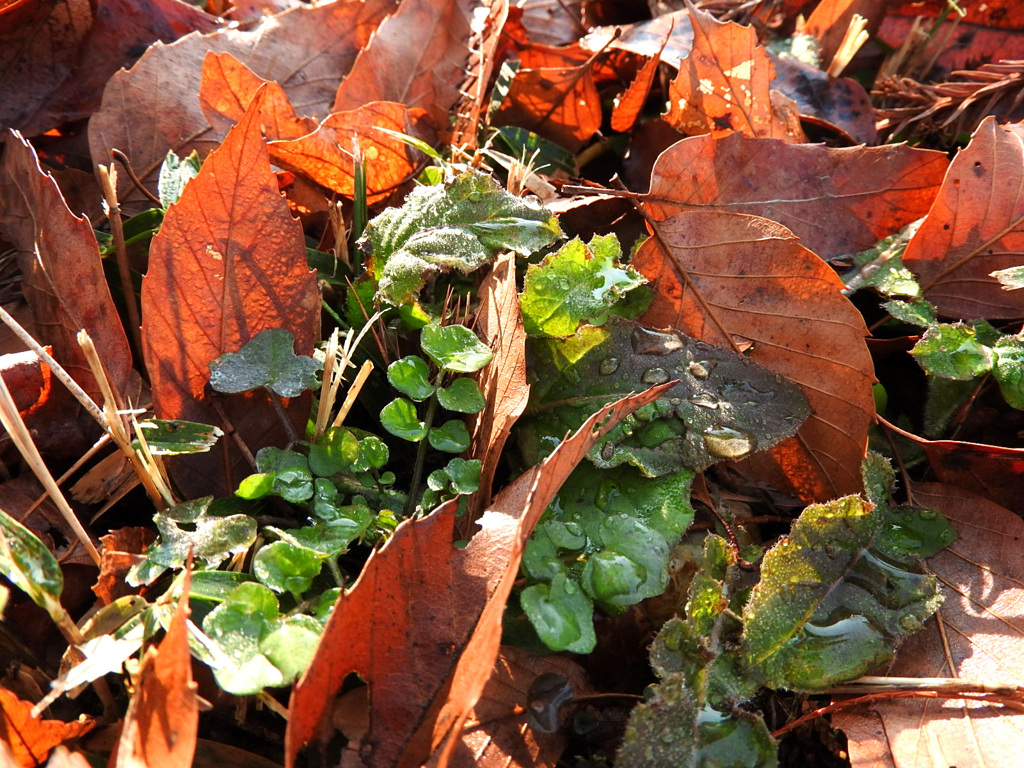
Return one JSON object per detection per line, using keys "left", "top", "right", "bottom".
{"left": 664, "top": 2, "right": 804, "bottom": 142}
{"left": 93, "top": 527, "right": 154, "bottom": 605}
{"left": 493, "top": 64, "right": 602, "bottom": 152}
{"left": 611, "top": 44, "right": 663, "bottom": 134}
{"left": 634, "top": 210, "right": 874, "bottom": 501}
{"left": 332, "top": 0, "right": 476, "bottom": 135}
{"left": 644, "top": 133, "right": 948, "bottom": 259}
{"left": 0, "top": 133, "right": 133, "bottom": 402}
{"left": 802, "top": 0, "right": 886, "bottom": 71}
{"left": 140, "top": 87, "right": 319, "bottom": 497}
{"left": 0, "top": 689, "right": 93, "bottom": 768}
{"left": 466, "top": 253, "right": 529, "bottom": 524}
{"left": 836, "top": 483, "right": 1024, "bottom": 768}
{"left": 450, "top": 0, "right": 509, "bottom": 151}
{"left": 88, "top": 0, "right": 393, "bottom": 214}
{"left": 285, "top": 386, "right": 670, "bottom": 768}
{"left": 199, "top": 51, "right": 318, "bottom": 140}
{"left": 114, "top": 571, "right": 198, "bottom": 768}
{"left": 904, "top": 117, "right": 1024, "bottom": 319}
{"left": 269, "top": 102, "right": 434, "bottom": 203}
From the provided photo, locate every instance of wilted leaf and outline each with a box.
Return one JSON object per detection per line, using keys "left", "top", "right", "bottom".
{"left": 904, "top": 117, "right": 1024, "bottom": 319}
{"left": 580, "top": 11, "right": 693, "bottom": 68}
{"left": 450, "top": 0, "right": 509, "bottom": 150}
{"left": 0, "top": 132, "right": 133, "bottom": 401}
{"left": 664, "top": 3, "right": 804, "bottom": 142}
{"left": 140, "top": 88, "right": 319, "bottom": 496}
{"left": 285, "top": 387, "right": 669, "bottom": 768}
{"left": 633, "top": 211, "right": 875, "bottom": 500}
{"left": 115, "top": 570, "right": 198, "bottom": 768}
{"left": 644, "top": 132, "right": 948, "bottom": 259}
{"left": 835, "top": 483, "right": 1024, "bottom": 768}
{"left": 0, "top": 689, "right": 93, "bottom": 768}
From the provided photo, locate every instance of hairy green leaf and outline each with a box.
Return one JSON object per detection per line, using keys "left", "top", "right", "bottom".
{"left": 993, "top": 335, "right": 1024, "bottom": 409}
{"left": 911, "top": 323, "right": 994, "bottom": 380}
{"left": 209, "top": 328, "right": 322, "bottom": 397}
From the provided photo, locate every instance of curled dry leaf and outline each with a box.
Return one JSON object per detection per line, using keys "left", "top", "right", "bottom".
{"left": 644, "top": 132, "right": 948, "bottom": 259}
{"left": 286, "top": 385, "right": 671, "bottom": 768}
{"left": 633, "top": 210, "right": 874, "bottom": 501}
{"left": 834, "top": 483, "right": 1024, "bottom": 768}
{"left": 664, "top": 2, "right": 805, "bottom": 142}
{"left": 140, "top": 88, "right": 319, "bottom": 497}
{"left": 904, "top": 117, "right": 1024, "bottom": 319}
{"left": 332, "top": 0, "right": 476, "bottom": 135}
{"left": 0, "top": 132, "right": 133, "bottom": 400}
{"left": 611, "top": 44, "right": 663, "bottom": 134}
{"left": 88, "top": 0, "right": 394, "bottom": 213}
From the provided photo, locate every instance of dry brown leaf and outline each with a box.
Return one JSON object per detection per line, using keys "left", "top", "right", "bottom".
{"left": 493, "top": 64, "right": 602, "bottom": 152}
{"left": 285, "top": 387, "right": 669, "bottom": 768}
{"left": 93, "top": 527, "right": 154, "bottom": 605}
{"left": 268, "top": 101, "right": 434, "bottom": 203}
{"left": 904, "top": 116, "right": 1024, "bottom": 319}
{"left": 0, "top": 132, "right": 133, "bottom": 403}
{"left": 771, "top": 54, "right": 877, "bottom": 145}
{"left": 467, "top": 253, "right": 530, "bottom": 523}
{"left": 633, "top": 210, "right": 874, "bottom": 501}
{"left": 835, "top": 483, "right": 1024, "bottom": 768}
{"left": 451, "top": 0, "right": 509, "bottom": 151}
{"left": 140, "top": 88, "right": 319, "bottom": 497}
{"left": 0, "top": 689, "right": 94, "bottom": 768}
{"left": 332, "top": 0, "right": 476, "bottom": 135}
{"left": 664, "top": 2, "right": 805, "bottom": 142}
{"left": 801, "top": 0, "right": 886, "bottom": 71}
{"left": 644, "top": 132, "right": 948, "bottom": 259}
{"left": 88, "top": 0, "right": 393, "bottom": 214}
{"left": 114, "top": 571, "right": 197, "bottom": 768}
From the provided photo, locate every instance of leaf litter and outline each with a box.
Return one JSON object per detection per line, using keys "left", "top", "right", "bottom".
{"left": 2, "top": 1, "right": 1024, "bottom": 767}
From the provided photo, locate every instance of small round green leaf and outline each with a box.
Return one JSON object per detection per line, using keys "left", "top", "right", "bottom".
{"left": 443, "top": 458, "right": 481, "bottom": 494}
{"left": 436, "top": 377, "right": 486, "bottom": 413}
{"left": 387, "top": 356, "right": 435, "bottom": 401}
{"left": 428, "top": 420, "right": 471, "bottom": 453}
{"left": 309, "top": 428, "right": 360, "bottom": 477}
{"left": 520, "top": 574, "right": 595, "bottom": 654}
{"left": 236, "top": 473, "right": 274, "bottom": 499}
{"left": 380, "top": 398, "right": 428, "bottom": 441}
{"left": 420, "top": 323, "right": 493, "bottom": 372}
{"left": 254, "top": 541, "right": 322, "bottom": 594}
{"left": 261, "top": 615, "right": 321, "bottom": 684}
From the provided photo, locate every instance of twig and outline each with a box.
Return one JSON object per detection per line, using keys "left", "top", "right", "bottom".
{"left": 110, "top": 149, "right": 162, "bottom": 207}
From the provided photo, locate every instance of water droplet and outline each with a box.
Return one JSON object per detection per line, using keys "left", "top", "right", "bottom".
{"left": 918, "top": 507, "right": 937, "bottom": 520}
{"left": 669, "top": 397, "right": 681, "bottom": 406}
{"left": 702, "top": 426, "right": 758, "bottom": 459}
{"left": 937, "top": 529, "right": 954, "bottom": 545}
{"left": 599, "top": 357, "right": 620, "bottom": 375}
{"left": 631, "top": 326, "right": 684, "bottom": 355}
{"left": 690, "top": 392, "right": 719, "bottom": 409}
{"left": 642, "top": 367, "right": 670, "bottom": 384}
{"left": 688, "top": 361, "right": 709, "bottom": 379}
{"left": 564, "top": 521, "right": 584, "bottom": 538}
{"left": 563, "top": 580, "right": 579, "bottom": 595}
{"left": 595, "top": 479, "right": 615, "bottom": 509}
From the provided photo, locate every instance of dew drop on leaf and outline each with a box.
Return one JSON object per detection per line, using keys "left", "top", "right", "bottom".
{"left": 599, "top": 357, "right": 621, "bottom": 375}
{"left": 690, "top": 393, "right": 719, "bottom": 409}
{"left": 918, "top": 508, "right": 937, "bottom": 520}
{"left": 642, "top": 367, "right": 671, "bottom": 384}
{"left": 702, "top": 426, "right": 758, "bottom": 459}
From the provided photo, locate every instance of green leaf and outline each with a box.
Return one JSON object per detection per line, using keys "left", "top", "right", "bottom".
{"left": 492, "top": 126, "right": 577, "bottom": 176}
{"left": 883, "top": 298, "right": 936, "bottom": 327}
{"left": 616, "top": 675, "right": 699, "bottom": 768}
{"left": 923, "top": 376, "right": 981, "bottom": 438}
{"left": 428, "top": 419, "right": 471, "bottom": 453}
{"left": 209, "top": 328, "right": 322, "bottom": 397}
{"left": 261, "top": 615, "right": 321, "bottom": 684}
{"left": 255, "top": 447, "right": 314, "bottom": 502}
{"left": 519, "top": 573, "right": 596, "bottom": 654}
{"left": 911, "top": 322, "right": 993, "bottom": 380}
{"left": 190, "top": 571, "right": 254, "bottom": 602}
{"left": 444, "top": 458, "right": 481, "bottom": 495}
{"left": 133, "top": 419, "right": 223, "bottom": 455}
{"left": 990, "top": 265, "right": 1024, "bottom": 290}
{"left": 202, "top": 582, "right": 284, "bottom": 694}
{"left": 269, "top": 511, "right": 371, "bottom": 557}
{"left": 236, "top": 473, "right": 274, "bottom": 500}
{"left": 362, "top": 170, "right": 562, "bottom": 305}
{"left": 436, "top": 377, "right": 486, "bottom": 413}
{"left": 253, "top": 541, "right": 322, "bottom": 594}
{"left": 158, "top": 149, "right": 201, "bottom": 208}
{"left": 741, "top": 496, "right": 943, "bottom": 692}
{"left": 581, "top": 516, "right": 669, "bottom": 610}
{"left": 0, "top": 508, "right": 64, "bottom": 619}
{"left": 387, "top": 356, "right": 435, "bottom": 401}
{"left": 520, "top": 317, "right": 809, "bottom": 475}
{"left": 843, "top": 231, "right": 922, "bottom": 298}
{"left": 380, "top": 398, "right": 428, "bottom": 441}
{"left": 420, "top": 323, "right": 493, "bottom": 373}
{"left": 308, "top": 427, "right": 361, "bottom": 477}
{"left": 520, "top": 235, "right": 646, "bottom": 337}
{"left": 993, "top": 335, "right": 1024, "bottom": 409}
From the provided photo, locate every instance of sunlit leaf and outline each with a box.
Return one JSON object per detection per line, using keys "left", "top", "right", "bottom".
{"left": 254, "top": 541, "right": 322, "bottom": 595}
{"left": 911, "top": 323, "right": 994, "bottom": 380}
{"left": 421, "top": 323, "right": 494, "bottom": 373}
{"left": 209, "top": 328, "right": 322, "bottom": 398}
{"left": 436, "top": 378, "right": 486, "bottom": 413}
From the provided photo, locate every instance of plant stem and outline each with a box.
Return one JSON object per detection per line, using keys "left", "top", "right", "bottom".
{"left": 98, "top": 164, "right": 144, "bottom": 358}
{"left": 405, "top": 394, "right": 438, "bottom": 517}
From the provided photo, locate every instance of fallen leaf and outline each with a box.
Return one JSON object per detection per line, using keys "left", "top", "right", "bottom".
{"left": 0, "top": 132, "right": 133, "bottom": 401}
{"left": 580, "top": 10, "right": 693, "bottom": 68}
{"left": 644, "top": 132, "right": 948, "bottom": 259}
{"left": 114, "top": 570, "right": 197, "bottom": 768}
{"left": 633, "top": 210, "right": 875, "bottom": 501}
{"left": 93, "top": 528, "right": 154, "bottom": 605}
{"left": 332, "top": 0, "right": 476, "bottom": 135}
{"left": 467, "top": 253, "right": 530, "bottom": 523}
{"left": 835, "top": 483, "right": 1024, "bottom": 768}
{"left": 0, "top": 350, "right": 50, "bottom": 416}
{"left": 904, "top": 117, "right": 1024, "bottom": 320}
{"left": 285, "top": 386, "right": 670, "bottom": 768}
{"left": 268, "top": 102, "right": 434, "bottom": 203}
{"left": 43, "top": 745, "right": 92, "bottom": 768}
{"left": 88, "top": 0, "right": 393, "bottom": 214}
{"left": 519, "top": 0, "right": 584, "bottom": 48}
{"left": 801, "top": 0, "right": 886, "bottom": 72}
{"left": 447, "top": 647, "right": 593, "bottom": 768}
{"left": 140, "top": 88, "right": 319, "bottom": 497}
{"left": 451, "top": 0, "right": 509, "bottom": 151}
{"left": 771, "top": 54, "right": 877, "bottom": 145}
{"left": 0, "top": 688, "right": 94, "bottom": 768}
{"left": 199, "top": 51, "right": 318, "bottom": 140}
{"left": 611, "top": 42, "right": 664, "bottom": 134}
{"left": 664, "top": 2, "right": 805, "bottom": 142}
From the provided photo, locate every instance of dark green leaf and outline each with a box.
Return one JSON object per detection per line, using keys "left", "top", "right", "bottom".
{"left": 387, "top": 356, "right": 435, "bottom": 401}
{"left": 519, "top": 573, "right": 595, "bottom": 653}
{"left": 133, "top": 419, "right": 223, "bottom": 455}
{"left": 380, "top": 398, "right": 428, "bottom": 441}
{"left": 209, "top": 328, "right": 322, "bottom": 397}
{"left": 444, "top": 458, "right": 481, "bottom": 495}
{"left": 436, "top": 377, "right": 486, "bottom": 413}
{"left": 254, "top": 541, "right": 322, "bottom": 594}
{"left": 428, "top": 419, "right": 471, "bottom": 453}
{"left": 420, "top": 323, "right": 493, "bottom": 373}
{"left": 254, "top": 447, "right": 314, "bottom": 502}
{"left": 0, "top": 508, "right": 63, "bottom": 618}
{"left": 911, "top": 323, "right": 993, "bottom": 380}
{"left": 492, "top": 126, "right": 576, "bottom": 176}
{"left": 616, "top": 675, "right": 698, "bottom": 768}
{"left": 993, "top": 335, "right": 1024, "bottom": 409}
{"left": 581, "top": 516, "right": 669, "bottom": 610}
